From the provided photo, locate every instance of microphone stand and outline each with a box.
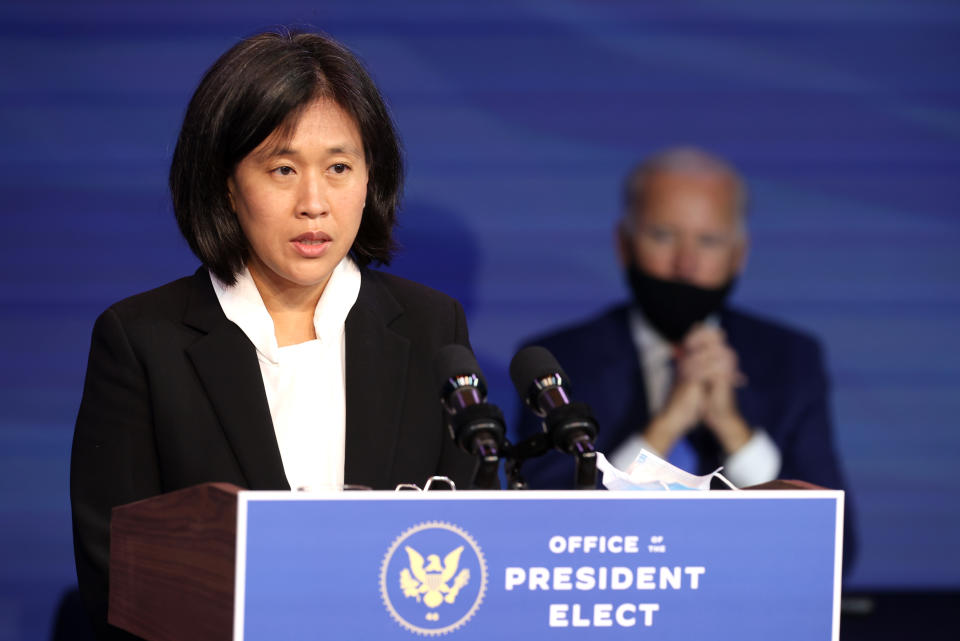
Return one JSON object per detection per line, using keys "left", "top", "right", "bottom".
{"left": 498, "top": 419, "right": 600, "bottom": 491}
{"left": 502, "top": 433, "right": 551, "bottom": 490}
{"left": 543, "top": 403, "right": 600, "bottom": 490}
{"left": 469, "top": 434, "right": 502, "bottom": 490}
{"left": 569, "top": 434, "right": 598, "bottom": 490}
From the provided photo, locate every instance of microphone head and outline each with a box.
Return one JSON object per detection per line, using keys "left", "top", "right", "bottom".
{"left": 512, "top": 346, "right": 598, "bottom": 459}
{"left": 509, "top": 345, "right": 566, "bottom": 391}
{"left": 509, "top": 345, "right": 571, "bottom": 408}
{"left": 434, "top": 344, "right": 488, "bottom": 396}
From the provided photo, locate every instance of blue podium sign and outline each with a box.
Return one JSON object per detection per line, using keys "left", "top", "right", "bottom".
{"left": 233, "top": 490, "right": 842, "bottom": 641}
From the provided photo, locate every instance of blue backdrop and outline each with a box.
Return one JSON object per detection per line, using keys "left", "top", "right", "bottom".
{"left": 1, "top": 1, "right": 958, "bottom": 639}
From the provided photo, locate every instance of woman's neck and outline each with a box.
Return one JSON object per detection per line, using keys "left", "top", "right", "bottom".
{"left": 247, "top": 261, "right": 328, "bottom": 347}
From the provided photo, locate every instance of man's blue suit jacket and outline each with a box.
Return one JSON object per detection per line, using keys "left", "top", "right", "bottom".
{"left": 514, "top": 303, "right": 857, "bottom": 569}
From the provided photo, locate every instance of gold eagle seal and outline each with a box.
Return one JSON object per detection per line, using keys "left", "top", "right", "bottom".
{"left": 380, "top": 521, "right": 487, "bottom": 635}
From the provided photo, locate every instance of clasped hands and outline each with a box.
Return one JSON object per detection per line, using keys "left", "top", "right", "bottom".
{"left": 644, "top": 324, "right": 751, "bottom": 457}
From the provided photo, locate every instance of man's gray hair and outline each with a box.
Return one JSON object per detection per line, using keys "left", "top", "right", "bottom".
{"left": 622, "top": 146, "right": 748, "bottom": 220}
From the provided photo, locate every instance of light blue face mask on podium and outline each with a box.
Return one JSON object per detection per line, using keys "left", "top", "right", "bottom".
{"left": 597, "top": 449, "right": 736, "bottom": 491}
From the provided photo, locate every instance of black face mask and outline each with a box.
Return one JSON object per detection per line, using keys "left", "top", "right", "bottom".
{"left": 625, "top": 262, "right": 735, "bottom": 344}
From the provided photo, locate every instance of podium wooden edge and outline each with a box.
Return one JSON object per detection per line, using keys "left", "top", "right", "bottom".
{"left": 743, "top": 479, "right": 826, "bottom": 491}
{"left": 109, "top": 482, "right": 243, "bottom": 641}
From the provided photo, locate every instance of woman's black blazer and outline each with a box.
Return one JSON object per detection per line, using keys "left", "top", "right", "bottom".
{"left": 70, "top": 266, "right": 475, "bottom": 639}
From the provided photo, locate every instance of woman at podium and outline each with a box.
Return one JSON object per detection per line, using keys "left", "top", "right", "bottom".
{"left": 70, "top": 30, "right": 475, "bottom": 639}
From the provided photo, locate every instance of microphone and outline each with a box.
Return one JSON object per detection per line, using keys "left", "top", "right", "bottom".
{"left": 510, "top": 345, "right": 599, "bottom": 489}
{"left": 434, "top": 344, "right": 506, "bottom": 489}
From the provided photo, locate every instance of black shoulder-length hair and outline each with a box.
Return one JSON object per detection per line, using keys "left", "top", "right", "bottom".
{"left": 169, "top": 29, "right": 403, "bottom": 284}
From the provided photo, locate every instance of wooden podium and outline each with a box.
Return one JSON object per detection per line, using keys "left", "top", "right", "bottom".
{"left": 109, "top": 481, "right": 842, "bottom": 641}
{"left": 110, "top": 483, "right": 241, "bottom": 641}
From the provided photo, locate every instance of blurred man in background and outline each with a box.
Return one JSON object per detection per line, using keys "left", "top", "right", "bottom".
{"left": 517, "top": 148, "right": 853, "bottom": 516}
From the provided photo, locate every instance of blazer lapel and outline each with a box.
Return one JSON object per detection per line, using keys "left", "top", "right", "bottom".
{"left": 598, "top": 306, "right": 651, "bottom": 452}
{"left": 182, "top": 270, "right": 289, "bottom": 490}
{"left": 343, "top": 271, "right": 410, "bottom": 489}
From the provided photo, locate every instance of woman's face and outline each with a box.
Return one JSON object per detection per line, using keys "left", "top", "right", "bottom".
{"left": 228, "top": 98, "right": 368, "bottom": 299}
